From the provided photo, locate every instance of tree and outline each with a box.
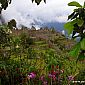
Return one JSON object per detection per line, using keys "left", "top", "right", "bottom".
{"left": 0, "top": 0, "right": 46, "bottom": 13}
{"left": 64, "top": 1, "right": 85, "bottom": 60}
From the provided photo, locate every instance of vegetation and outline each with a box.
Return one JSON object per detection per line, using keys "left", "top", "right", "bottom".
{"left": 0, "top": 0, "right": 46, "bottom": 13}
{"left": 0, "top": 0, "right": 85, "bottom": 85}
{"left": 0, "top": 24, "right": 85, "bottom": 85}
{"left": 64, "top": 1, "right": 85, "bottom": 61}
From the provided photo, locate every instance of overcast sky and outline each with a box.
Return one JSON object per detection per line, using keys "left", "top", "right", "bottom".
{"left": 2, "top": 0, "right": 84, "bottom": 28}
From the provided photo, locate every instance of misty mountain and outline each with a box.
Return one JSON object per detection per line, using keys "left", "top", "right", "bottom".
{"left": 41, "top": 22, "right": 65, "bottom": 32}
{"left": 27, "top": 15, "right": 65, "bottom": 32}
{"left": 0, "top": 13, "right": 65, "bottom": 32}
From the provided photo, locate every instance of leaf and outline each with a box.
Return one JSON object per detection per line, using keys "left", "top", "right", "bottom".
{"left": 33, "top": 0, "right": 45, "bottom": 5}
{"left": 29, "top": 66, "right": 36, "bottom": 72}
{"left": 68, "top": 1, "right": 82, "bottom": 7}
{"left": 74, "top": 9, "right": 78, "bottom": 12}
{"left": 32, "top": 0, "right": 34, "bottom": 3}
{"left": 1, "top": 0, "right": 8, "bottom": 10}
{"left": 81, "top": 38, "right": 85, "bottom": 50}
{"left": 68, "top": 12, "right": 75, "bottom": 20}
{"left": 64, "top": 22, "right": 74, "bottom": 35}
{"left": 72, "top": 19, "right": 84, "bottom": 27}
{"left": 35, "top": 0, "right": 42, "bottom": 5}
{"left": 76, "top": 19, "right": 84, "bottom": 27}
{"left": 71, "top": 13, "right": 78, "bottom": 20}
{"left": 69, "top": 43, "right": 81, "bottom": 57}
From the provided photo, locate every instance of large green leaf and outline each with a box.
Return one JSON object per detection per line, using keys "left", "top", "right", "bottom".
{"left": 64, "top": 22, "right": 74, "bottom": 35}
{"left": 68, "top": 1, "right": 82, "bottom": 7}
{"left": 69, "top": 43, "right": 81, "bottom": 57}
{"left": 81, "top": 38, "right": 85, "bottom": 50}
{"left": 76, "top": 19, "right": 84, "bottom": 27}
{"left": 68, "top": 12, "right": 75, "bottom": 20}
{"left": 72, "top": 19, "right": 84, "bottom": 27}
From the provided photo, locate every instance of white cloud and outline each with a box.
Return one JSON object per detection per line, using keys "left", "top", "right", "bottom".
{"left": 1, "top": 0, "right": 85, "bottom": 28}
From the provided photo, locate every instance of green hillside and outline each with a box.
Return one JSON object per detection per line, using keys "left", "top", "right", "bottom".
{"left": 0, "top": 25, "right": 85, "bottom": 85}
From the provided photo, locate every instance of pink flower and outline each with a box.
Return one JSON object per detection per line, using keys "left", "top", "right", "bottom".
{"left": 27, "top": 72, "right": 36, "bottom": 79}
{"left": 51, "top": 70, "right": 56, "bottom": 75}
{"left": 40, "top": 76, "right": 45, "bottom": 81}
{"left": 68, "top": 75, "right": 74, "bottom": 81}
{"left": 56, "top": 70, "right": 60, "bottom": 74}
{"left": 52, "top": 75, "right": 56, "bottom": 81}
{"left": 48, "top": 73, "right": 56, "bottom": 81}
{"left": 43, "top": 81, "right": 47, "bottom": 85}
{"left": 48, "top": 74, "right": 52, "bottom": 78}
{"left": 52, "top": 72, "right": 56, "bottom": 75}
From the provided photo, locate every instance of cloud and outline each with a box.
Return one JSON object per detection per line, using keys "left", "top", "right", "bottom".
{"left": 1, "top": 0, "right": 85, "bottom": 28}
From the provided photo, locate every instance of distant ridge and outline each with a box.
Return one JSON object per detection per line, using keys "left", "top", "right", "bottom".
{"left": 41, "top": 22, "right": 65, "bottom": 32}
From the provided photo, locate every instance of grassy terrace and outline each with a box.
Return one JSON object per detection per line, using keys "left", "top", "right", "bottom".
{"left": 0, "top": 27, "right": 85, "bottom": 85}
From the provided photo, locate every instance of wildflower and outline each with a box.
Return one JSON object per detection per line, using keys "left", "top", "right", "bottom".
{"left": 16, "top": 45, "right": 19, "bottom": 48}
{"left": 52, "top": 75, "right": 56, "bottom": 81}
{"left": 51, "top": 70, "right": 56, "bottom": 75}
{"left": 68, "top": 75, "right": 74, "bottom": 81}
{"left": 60, "top": 69, "right": 64, "bottom": 73}
{"left": 55, "top": 70, "right": 59, "bottom": 74}
{"left": 48, "top": 74, "right": 52, "bottom": 78}
{"left": 48, "top": 73, "right": 56, "bottom": 81}
{"left": 27, "top": 72, "right": 36, "bottom": 79}
{"left": 40, "top": 75, "right": 45, "bottom": 81}
{"left": 43, "top": 81, "right": 48, "bottom": 85}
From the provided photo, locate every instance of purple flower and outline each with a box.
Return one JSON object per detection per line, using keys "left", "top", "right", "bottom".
{"left": 40, "top": 75, "right": 47, "bottom": 85}
{"left": 48, "top": 73, "right": 56, "bottom": 81}
{"left": 48, "top": 74, "right": 53, "bottom": 78}
{"left": 27, "top": 72, "right": 36, "bottom": 79}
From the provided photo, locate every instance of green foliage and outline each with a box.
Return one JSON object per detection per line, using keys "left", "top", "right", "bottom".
{"left": 0, "top": 25, "right": 85, "bottom": 85}
{"left": 0, "top": 0, "right": 85, "bottom": 84}
{"left": 8, "top": 19, "right": 16, "bottom": 29}
{"left": 64, "top": 1, "right": 85, "bottom": 60}
{"left": 69, "top": 43, "right": 80, "bottom": 57}
{"left": 32, "top": 0, "right": 46, "bottom": 5}
{"left": 0, "top": 0, "right": 46, "bottom": 13}
{"left": 0, "top": 25, "right": 11, "bottom": 46}
{"left": 81, "top": 38, "right": 85, "bottom": 50}
{"left": 20, "top": 33, "right": 34, "bottom": 49}
{"left": 75, "top": 69, "right": 85, "bottom": 81}
{"left": 0, "top": 0, "right": 11, "bottom": 13}
{"left": 64, "top": 22, "right": 74, "bottom": 35}
{"left": 68, "top": 1, "right": 82, "bottom": 7}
